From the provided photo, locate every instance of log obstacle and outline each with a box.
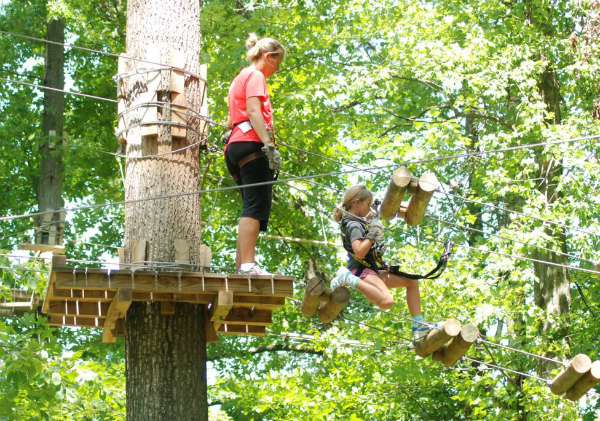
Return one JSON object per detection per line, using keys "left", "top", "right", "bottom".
{"left": 318, "top": 286, "right": 350, "bottom": 323}
{"left": 432, "top": 323, "right": 479, "bottom": 366}
{"left": 378, "top": 168, "right": 440, "bottom": 226}
{"left": 549, "top": 354, "right": 592, "bottom": 395}
{"left": 405, "top": 172, "right": 440, "bottom": 226}
{"left": 565, "top": 360, "right": 600, "bottom": 401}
{"left": 302, "top": 261, "right": 326, "bottom": 317}
{"left": 380, "top": 167, "right": 412, "bottom": 221}
{"left": 414, "top": 319, "right": 461, "bottom": 358}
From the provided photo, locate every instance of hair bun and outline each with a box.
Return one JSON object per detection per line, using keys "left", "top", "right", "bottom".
{"left": 245, "top": 33, "right": 259, "bottom": 50}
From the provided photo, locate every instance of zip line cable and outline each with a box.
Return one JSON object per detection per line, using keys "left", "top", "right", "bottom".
{"left": 0, "top": 134, "right": 595, "bottom": 224}
{"left": 0, "top": 30, "right": 205, "bottom": 81}
{"left": 0, "top": 76, "right": 118, "bottom": 103}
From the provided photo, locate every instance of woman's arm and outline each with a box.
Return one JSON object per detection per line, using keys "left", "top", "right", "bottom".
{"left": 246, "top": 96, "right": 274, "bottom": 146}
{"left": 352, "top": 238, "right": 374, "bottom": 260}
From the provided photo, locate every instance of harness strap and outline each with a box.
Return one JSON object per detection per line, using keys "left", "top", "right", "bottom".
{"left": 238, "top": 151, "right": 265, "bottom": 168}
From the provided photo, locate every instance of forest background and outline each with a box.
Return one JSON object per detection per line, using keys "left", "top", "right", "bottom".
{"left": 0, "top": 0, "right": 599, "bottom": 419}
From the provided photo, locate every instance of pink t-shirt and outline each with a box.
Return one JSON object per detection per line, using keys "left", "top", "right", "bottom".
{"left": 227, "top": 67, "right": 273, "bottom": 144}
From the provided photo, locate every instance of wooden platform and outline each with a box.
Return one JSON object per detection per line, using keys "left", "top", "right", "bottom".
{"left": 42, "top": 256, "right": 293, "bottom": 342}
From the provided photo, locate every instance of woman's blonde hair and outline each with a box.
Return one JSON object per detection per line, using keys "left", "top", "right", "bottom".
{"left": 246, "top": 33, "right": 285, "bottom": 63}
{"left": 332, "top": 185, "right": 373, "bottom": 222}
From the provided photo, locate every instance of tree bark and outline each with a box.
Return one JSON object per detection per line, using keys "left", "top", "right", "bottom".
{"left": 533, "top": 66, "right": 571, "bottom": 321}
{"left": 123, "top": 1, "right": 206, "bottom": 420}
{"left": 37, "top": 17, "right": 65, "bottom": 245}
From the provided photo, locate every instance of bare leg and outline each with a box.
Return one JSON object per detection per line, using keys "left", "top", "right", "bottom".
{"left": 238, "top": 216, "right": 260, "bottom": 264}
{"left": 379, "top": 271, "right": 421, "bottom": 316}
{"left": 358, "top": 274, "right": 394, "bottom": 310}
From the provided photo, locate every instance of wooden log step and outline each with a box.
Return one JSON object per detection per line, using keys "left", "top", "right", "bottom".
{"left": 380, "top": 167, "right": 412, "bottom": 221}
{"left": 318, "top": 287, "right": 350, "bottom": 324}
{"left": 415, "top": 319, "right": 461, "bottom": 358}
{"left": 302, "top": 262, "right": 326, "bottom": 317}
{"left": 405, "top": 172, "right": 439, "bottom": 226}
{"left": 432, "top": 324, "right": 479, "bottom": 366}
{"left": 565, "top": 360, "right": 600, "bottom": 401}
{"left": 550, "top": 354, "right": 592, "bottom": 395}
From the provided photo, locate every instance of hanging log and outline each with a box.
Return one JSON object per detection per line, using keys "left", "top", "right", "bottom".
{"left": 564, "top": 360, "right": 600, "bottom": 401}
{"left": 414, "top": 319, "right": 461, "bottom": 358}
{"left": 550, "top": 354, "right": 592, "bottom": 395}
{"left": 318, "top": 286, "right": 350, "bottom": 323}
{"left": 380, "top": 167, "right": 412, "bottom": 221}
{"left": 405, "top": 172, "right": 440, "bottom": 226}
{"left": 432, "top": 324, "right": 479, "bottom": 366}
{"left": 302, "top": 260, "right": 326, "bottom": 317}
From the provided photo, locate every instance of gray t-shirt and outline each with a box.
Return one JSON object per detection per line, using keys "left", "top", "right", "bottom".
{"left": 341, "top": 216, "right": 377, "bottom": 270}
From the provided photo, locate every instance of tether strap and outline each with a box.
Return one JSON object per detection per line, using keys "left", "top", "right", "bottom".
{"left": 352, "top": 240, "right": 454, "bottom": 281}
{"left": 238, "top": 151, "right": 265, "bottom": 168}
{"left": 389, "top": 241, "right": 454, "bottom": 280}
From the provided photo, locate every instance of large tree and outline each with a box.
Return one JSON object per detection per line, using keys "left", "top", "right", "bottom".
{"left": 122, "top": 0, "right": 206, "bottom": 419}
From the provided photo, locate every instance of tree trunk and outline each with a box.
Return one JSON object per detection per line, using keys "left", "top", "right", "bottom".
{"left": 123, "top": 1, "right": 206, "bottom": 420}
{"left": 37, "top": 17, "right": 65, "bottom": 245}
{"left": 533, "top": 66, "right": 571, "bottom": 324}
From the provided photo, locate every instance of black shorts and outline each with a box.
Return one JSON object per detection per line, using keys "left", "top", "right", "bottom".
{"left": 225, "top": 142, "right": 273, "bottom": 231}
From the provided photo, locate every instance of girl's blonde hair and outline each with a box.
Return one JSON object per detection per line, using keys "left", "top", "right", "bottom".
{"left": 332, "top": 185, "right": 373, "bottom": 222}
{"left": 246, "top": 33, "right": 285, "bottom": 63}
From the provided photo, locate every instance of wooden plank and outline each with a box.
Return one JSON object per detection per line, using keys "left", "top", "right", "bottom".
{"left": 224, "top": 308, "right": 272, "bottom": 326}
{"left": 130, "top": 239, "right": 147, "bottom": 266}
{"left": 53, "top": 288, "right": 115, "bottom": 301}
{"left": 218, "top": 324, "right": 266, "bottom": 337}
{"left": 118, "top": 247, "right": 129, "bottom": 268}
{"left": 49, "top": 315, "right": 103, "bottom": 328}
{"left": 233, "top": 294, "right": 285, "bottom": 310}
{"left": 19, "top": 243, "right": 65, "bottom": 254}
{"left": 160, "top": 302, "right": 176, "bottom": 316}
{"left": 47, "top": 300, "right": 111, "bottom": 318}
{"left": 210, "top": 290, "right": 233, "bottom": 330}
{"left": 102, "top": 289, "right": 133, "bottom": 344}
{"left": 42, "top": 255, "right": 65, "bottom": 314}
{"left": 54, "top": 270, "right": 293, "bottom": 297}
{"left": 174, "top": 239, "right": 190, "bottom": 264}
{"left": 198, "top": 245, "right": 211, "bottom": 269}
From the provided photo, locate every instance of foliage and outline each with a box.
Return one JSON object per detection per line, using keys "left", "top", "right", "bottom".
{"left": 1, "top": 0, "right": 599, "bottom": 419}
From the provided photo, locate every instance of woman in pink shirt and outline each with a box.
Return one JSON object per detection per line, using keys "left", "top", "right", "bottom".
{"left": 225, "top": 34, "right": 285, "bottom": 275}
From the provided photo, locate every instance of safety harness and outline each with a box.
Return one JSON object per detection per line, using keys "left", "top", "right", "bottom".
{"left": 341, "top": 214, "right": 454, "bottom": 280}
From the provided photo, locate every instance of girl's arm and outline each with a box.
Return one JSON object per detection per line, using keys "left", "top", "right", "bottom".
{"left": 351, "top": 238, "right": 374, "bottom": 260}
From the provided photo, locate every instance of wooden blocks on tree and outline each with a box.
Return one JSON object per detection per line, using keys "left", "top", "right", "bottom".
{"left": 550, "top": 354, "right": 600, "bottom": 400}
{"left": 379, "top": 167, "right": 440, "bottom": 226}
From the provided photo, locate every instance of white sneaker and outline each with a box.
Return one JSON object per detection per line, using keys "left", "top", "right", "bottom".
{"left": 238, "top": 263, "right": 272, "bottom": 276}
{"left": 330, "top": 268, "right": 360, "bottom": 290}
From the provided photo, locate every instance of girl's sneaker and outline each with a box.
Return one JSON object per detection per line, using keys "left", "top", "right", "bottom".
{"left": 330, "top": 267, "right": 360, "bottom": 290}
{"left": 238, "top": 263, "right": 272, "bottom": 276}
